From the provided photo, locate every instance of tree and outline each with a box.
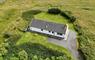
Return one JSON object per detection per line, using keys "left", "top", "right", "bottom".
{"left": 48, "top": 8, "right": 61, "bottom": 14}
{"left": 51, "top": 56, "right": 55, "bottom": 60}
{"left": 10, "top": 56, "right": 19, "bottom": 60}
{"left": 18, "top": 50, "right": 28, "bottom": 60}
{"left": 70, "top": 16, "right": 76, "bottom": 23}
{"left": 39, "top": 58, "right": 44, "bottom": 60}
{"left": 56, "top": 56, "right": 64, "bottom": 60}
{"left": 60, "top": 11, "right": 76, "bottom": 23}
{"left": 32, "top": 55, "right": 38, "bottom": 60}
{"left": 45, "top": 57, "right": 51, "bottom": 60}
{"left": 74, "top": 24, "right": 82, "bottom": 35}
{"left": 0, "top": 43, "right": 8, "bottom": 57}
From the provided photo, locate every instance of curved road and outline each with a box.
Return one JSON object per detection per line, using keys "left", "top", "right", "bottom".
{"left": 48, "top": 30, "right": 80, "bottom": 60}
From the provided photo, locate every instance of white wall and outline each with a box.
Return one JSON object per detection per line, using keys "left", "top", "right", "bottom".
{"left": 29, "top": 27, "right": 65, "bottom": 38}
{"left": 64, "top": 24, "right": 69, "bottom": 40}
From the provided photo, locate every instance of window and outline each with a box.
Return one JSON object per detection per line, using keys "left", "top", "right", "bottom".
{"left": 41, "top": 29, "right": 43, "bottom": 31}
{"left": 52, "top": 31, "right": 54, "bottom": 33}
{"left": 57, "top": 33, "right": 63, "bottom": 35}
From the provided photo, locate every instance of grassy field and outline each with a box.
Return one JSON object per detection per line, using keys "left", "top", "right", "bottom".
{"left": 60, "top": 0, "right": 95, "bottom": 60}
{"left": 0, "top": 0, "right": 95, "bottom": 60}
{"left": 0, "top": 0, "right": 74, "bottom": 60}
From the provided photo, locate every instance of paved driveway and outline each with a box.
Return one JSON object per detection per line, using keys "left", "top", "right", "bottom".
{"left": 48, "top": 30, "right": 80, "bottom": 60}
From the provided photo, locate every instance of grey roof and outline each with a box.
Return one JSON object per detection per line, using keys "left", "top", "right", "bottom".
{"left": 30, "top": 19, "right": 67, "bottom": 34}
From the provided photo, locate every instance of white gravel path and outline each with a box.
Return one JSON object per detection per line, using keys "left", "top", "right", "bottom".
{"left": 48, "top": 30, "right": 80, "bottom": 60}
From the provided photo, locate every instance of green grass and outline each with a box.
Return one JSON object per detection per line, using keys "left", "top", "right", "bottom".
{"left": 0, "top": 0, "right": 74, "bottom": 60}
{"left": 16, "top": 32, "right": 46, "bottom": 46}
{"left": 59, "top": 0, "right": 95, "bottom": 60}
{"left": 35, "top": 12, "right": 74, "bottom": 30}
{"left": 0, "top": 56, "right": 3, "bottom": 60}
{"left": 16, "top": 32, "right": 32, "bottom": 45}
{"left": 0, "top": 0, "right": 95, "bottom": 60}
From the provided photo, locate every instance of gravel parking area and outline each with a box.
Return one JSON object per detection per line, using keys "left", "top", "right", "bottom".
{"left": 48, "top": 30, "right": 80, "bottom": 60}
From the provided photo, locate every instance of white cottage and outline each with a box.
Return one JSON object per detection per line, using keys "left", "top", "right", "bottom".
{"left": 28, "top": 19, "right": 69, "bottom": 40}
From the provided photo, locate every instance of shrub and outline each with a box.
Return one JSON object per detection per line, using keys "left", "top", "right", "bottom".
{"left": 74, "top": 25, "right": 82, "bottom": 35}
{"left": 3, "top": 32, "right": 11, "bottom": 38}
{"left": 60, "top": 11, "right": 71, "bottom": 19}
{"left": 78, "top": 49, "right": 86, "bottom": 60}
{"left": 70, "top": 16, "right": 76, "bottom": 22}
{"left": 48, "top": 8, "right": 61, "bottom": 14}
{"left": 18, "top": 43, "right": 66, "bottom": 59}
{"left": 60, "top": 11, "right": 76, "bottom": 23}
{"left": 18, "top": 50, "right": 28, "bottom": 60}
{"left": 74, "top": 25, "right": 81, "bottom": 31}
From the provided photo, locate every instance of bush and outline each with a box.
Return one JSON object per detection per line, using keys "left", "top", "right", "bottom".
{"left": 60, "top": 11, "right": 76, "bottom": 23}
{"left": 48, "top": 8, "right": 61, "bottom": 14}
{"left": 74, "top": 25, "right": 81, "bottom": 31}
{"left": 70, "top": 16, "right": 76, "bottom": 22}
{"left": 74, "top": 25, "right": 82, "bottom": 35}
{"left": 78, "top": 49, "right": 86, "bottom": 60}
{"left": 60, "top": 11, "right": 71, "bottom": 19}
{"left": 18, "top": 43, "right": 66, "bottom": 59}
{"left": 18, "top": 50, "right": 28, "bottom": 60}
{"left": 3, "top": 32, "right": 11, "bottom": 38}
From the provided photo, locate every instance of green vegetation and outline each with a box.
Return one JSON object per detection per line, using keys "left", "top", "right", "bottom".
{"left": 0, "top": 0, "right": 95, "bottom": 60}
{"left": 0, "top": 0, "right": 75, "bottom": 60}
{"left": 48, "top": 8, "right": 61, "bottom": 14}
{"left": 0, "top": 32, "right": 73, "bottom": 60}
{"left": 48, "top": 8, "right": 76, "bottom": 23}
{"left": 60, "top": 11, "right": 76, "bottom": 23}
{"left": 0, "top": 33, "right": 72, "bottom": 60}
{"left": 61, "top": 0, "right": 95, "bottom": 60}
{"left": 22, "top": 10, "right": 42, "bottom": 21}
